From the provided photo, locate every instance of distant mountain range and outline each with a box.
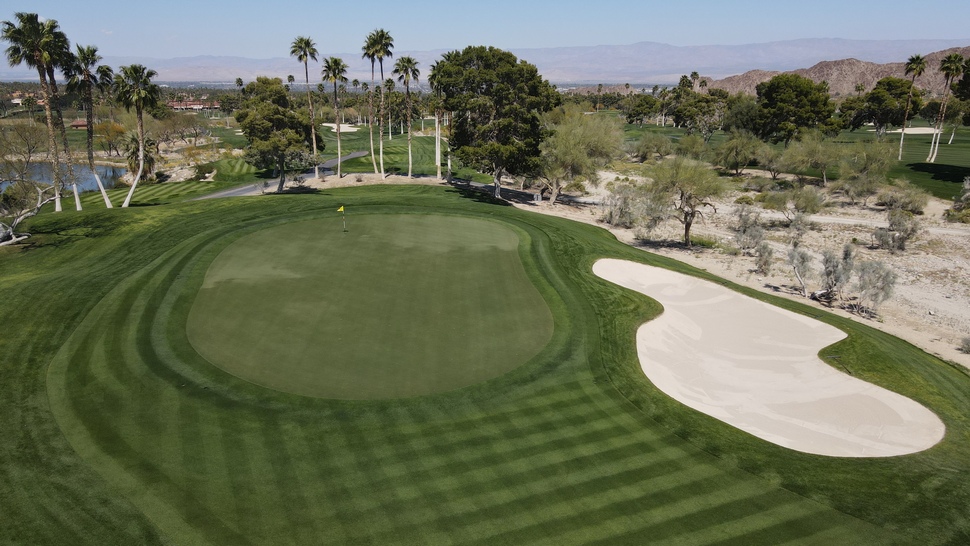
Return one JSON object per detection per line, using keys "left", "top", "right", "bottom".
{"left": 708, "top": 46, "right": 970, "bottom": 97}
{"left": 0, "top": 38, "right": 968, "bottom": 86}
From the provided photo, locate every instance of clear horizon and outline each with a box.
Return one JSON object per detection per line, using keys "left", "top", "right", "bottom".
{"left": 8, "top": 0, "right": 970, "bottom": 59}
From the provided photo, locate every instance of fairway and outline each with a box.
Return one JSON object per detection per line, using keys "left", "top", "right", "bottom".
{"left": 187, "top": 214, "right": 553, "bottom": 398}
{"left": 5, "top": 185, "right": 970, "bottom": 545}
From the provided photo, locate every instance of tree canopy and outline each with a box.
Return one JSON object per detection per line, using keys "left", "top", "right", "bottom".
{"left": 756, "top": 73, "right": 836, "bottom": 145}
{"left": 433, "top": 45, "right": 560, "bottom": 197}
{"left": 235, "top": 76, "right": 317, "bottom": 192}
{"left": 646, "top": 157, "right": 726, "bottom": 246}
{"left": 538, "top": 104, "right": 622, "bottom": 203}
{"left": 843, "top": 77, "right": 919, "bottom": 137}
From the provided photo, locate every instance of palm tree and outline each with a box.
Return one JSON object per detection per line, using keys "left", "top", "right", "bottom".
{"left": 2, "top": 12, "right": 66, "bottom": 211}
{"left": 41, "top": 27, "right": 84, "bottom": 211}
{"left": 235, "top": 77, "right": 243, "bottom": 93}
{"left": 928, "top": 53, "right": 964, "bottom": 163}
{"left": 113, "top": 64, "right": 160, "bottom": 207}
{"left": 363, "top": 29, "right": 393, "bottom": 178}
{"left": 361, "top": 35, "right": 379, "bottom": 174}
{"left": 384, "top": 78, "right": 395, "bottom": 140}
{"left": 321, "top": 56, "right": 349, "bottom": 179}
{"left": 898, "top": 54, "right": 926, "bottom": 160}
{"left": 21, "top": 95, "right": 36, "bottom": 120}
{"left": 290, "top": 36, "right": 320, "bottom": 179}
{"left": 393, "top": 56, "right": 419, "bottom": 178}
{"left": 65, "top": 44, "right": 114, "bottom": 208}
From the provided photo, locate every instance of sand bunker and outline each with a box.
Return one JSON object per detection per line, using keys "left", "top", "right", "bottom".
{"left": 321, "top": 123, "right": 360, "bottom": 133}
{"left": 593, "top": 259, "right": 944, "bottom": 457}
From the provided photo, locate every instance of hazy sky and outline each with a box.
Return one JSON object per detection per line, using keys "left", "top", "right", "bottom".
{"left": 11, "top": 0, "right": 970, "bottom": 58}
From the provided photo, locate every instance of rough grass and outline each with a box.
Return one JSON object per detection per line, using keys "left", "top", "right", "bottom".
{"left": 3, "top": 185, "right": 969, "bottom": 544}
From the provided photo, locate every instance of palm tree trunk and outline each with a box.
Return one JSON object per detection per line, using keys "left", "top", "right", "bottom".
{"left": 333, "top": 83, "right": 342, "bottom": 179}
{"left": 434, "top": 112, "right": 441, "bottom": 180}
{"left": 928, "top": 81, "right": 952, "bottom": 163}
{"left": 47, "top": 67, "right": 81, "bottom": 211}
{"left": 378, "top": 72, "right": 386, "bottom": 179}
{"left": 85, "top": 86, "right": 112, "bottom": 207}
{"left": 368, "top": 84, "right": 378, "bottom": 175}
{"left": 122, "top": 108, "right": 145, "bottom": 208}
{"left": 898, "top": 82, "right": 915, "bottom": 161}
{"left": 35, "top": 66, "right": 63, "bottom": 212}
{"left": 305, "top": 63, "right": 319, "bottom": 179}
{"left": 406, "top": 88, "right": 413, "bottom": 178}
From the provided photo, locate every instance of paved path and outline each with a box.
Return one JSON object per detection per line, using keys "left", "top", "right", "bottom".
{"left": 195, "top": 152, "right": 370, "bottom": 200}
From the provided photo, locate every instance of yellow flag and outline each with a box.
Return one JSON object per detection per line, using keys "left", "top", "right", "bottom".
{"left": 337, "top": 206, "right": 344, "bottom": 212}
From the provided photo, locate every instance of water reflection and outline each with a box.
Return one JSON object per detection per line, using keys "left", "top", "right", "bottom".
{"left": 12, "top": 163, "right": 128, "bottom": 193}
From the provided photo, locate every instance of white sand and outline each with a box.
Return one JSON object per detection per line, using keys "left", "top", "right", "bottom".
{"left": 593, "top": 258, "right": 945, "bottom": 457}
{"left": 881, "top": 127, "right": 939, "bottom": 134}
{"left": 321, "top": 123, "right": 360, "bottom": 133}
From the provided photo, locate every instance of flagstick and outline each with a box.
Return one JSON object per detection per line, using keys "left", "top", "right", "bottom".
{"left": 342, "top": 211, "right": 347, "bottom": 232}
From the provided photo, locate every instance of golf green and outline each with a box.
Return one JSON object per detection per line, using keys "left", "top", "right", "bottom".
{"left": 186, "top": 213, "right": 554, "bottom": 399}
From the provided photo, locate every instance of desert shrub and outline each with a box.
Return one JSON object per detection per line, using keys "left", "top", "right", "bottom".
{"left": 818, "top": 244, "right": 855, "bottom": 302}
{"left": 946, "top": 208, "right": 970, "bottom": 223}
{"left": 855, "top": 260, "right": 897, "bottom": 318}
{"left": 742, "top": 177, "right": 777, "bottom": 192}
{"left": 689, "top": 235, "right": 718, "bottom": 249}
{"left": 193, "top": 163, "right": 216, "bottom": 180}
{"left": 873, "top": 209, "right": 921, "bottom": 252}
{"left": 755, "top": 241, "right": 773, "bottom": 275}
{"left": 790, "top": 186, "right": 826, "bottom": 215}
{"left": 946, "top": 176, "right": 970, "bottom": 222}
{"left": 734, "top": 194, "right": 755, "bottom": 206}
{"left": 760, "top": 187, "right": 825, "bottom": 221}
{"left": 787, "top": 246, "right": 813, "bottom": 297}
{"left": 831, "top": 175, "right": 880, "bottom": 206}
{"left": 733, "top": 205, "right": 765, "bottom": 253}
{"left": 355, "top": 174, "right": 364, "bottom": 183}
{"left": 754, "top": 145, "right": 784, "bottom": 180}
{"left": 960, "top": 337, "right": 970, "bottom": 354}
{"left": 876, "top": 180, "right": 930, "bottom": 214}
{"left": 635, "top": 133, "right": 673, "bottom": 162}
{"left": 675, "top": 134, "right": 707, "bottom": 160}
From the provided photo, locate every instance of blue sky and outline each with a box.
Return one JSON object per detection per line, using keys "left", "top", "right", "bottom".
{"left": 12, "top": 0, "right": 970, "bottom": 58}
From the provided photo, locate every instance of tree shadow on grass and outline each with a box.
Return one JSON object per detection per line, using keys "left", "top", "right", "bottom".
{"left": 906, "top": 162, "right": 970, "bottom": 199}
{"left": 445, "top": 181, "right": 513, "bottom": 207}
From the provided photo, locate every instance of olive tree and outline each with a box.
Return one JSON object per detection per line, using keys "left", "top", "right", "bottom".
{"left": 537, "top": 104, "right": 622, "bottom": 204}
{"left": 645, "top": 157, "right": 726, "bottom": 246}
{"left": 855, "top": 261, "right": 897, "bottom": 318}
{"left": 0, "top": 122, "right": 55, "bottom": 245}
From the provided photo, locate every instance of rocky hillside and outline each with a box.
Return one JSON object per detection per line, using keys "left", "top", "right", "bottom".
{"left": 710, "top": 46, "right": 970, "bottom": 98}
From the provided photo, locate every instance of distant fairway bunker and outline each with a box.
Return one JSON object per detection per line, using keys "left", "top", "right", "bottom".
{"left": 187, "top": 214, "right": 554, "bottom": 399}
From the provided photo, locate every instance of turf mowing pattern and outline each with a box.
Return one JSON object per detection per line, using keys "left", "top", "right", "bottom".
{"left": 187, "top": 214, "right": 553, "bottom": 398}
{"left": 4, "top": 185, "right": 970, "bottom": 544}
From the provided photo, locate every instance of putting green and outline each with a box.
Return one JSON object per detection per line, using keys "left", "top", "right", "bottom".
{"left": 186, "top": 213, "right": 554, "bottom": 399}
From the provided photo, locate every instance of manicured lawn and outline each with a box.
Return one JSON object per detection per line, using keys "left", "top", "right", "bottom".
{"left": 319, "top": 125, "right": 493, "bottom": 183}
{"left": 187, "top": 214, "right": 553, "bottom": 399}
{"left": 3, "top": 185, "right": 969, "bottom": 544}
{"left": 77, "top": 179, "right": 249, "bottom": 207}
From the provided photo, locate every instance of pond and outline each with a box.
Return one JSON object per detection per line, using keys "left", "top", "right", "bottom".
{"left": 1, "top": 163, "right": 127, "bottom": 193}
